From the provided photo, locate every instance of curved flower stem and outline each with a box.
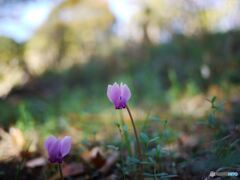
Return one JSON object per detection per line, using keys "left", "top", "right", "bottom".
{"left": 126, "top": 105, "right": 144, "bottom": 178}
{"left": 58, "top": 163, "right": 64, "bottom": 180}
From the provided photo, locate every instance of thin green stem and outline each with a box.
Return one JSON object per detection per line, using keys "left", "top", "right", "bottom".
{"left": 119, "top": 111, "right": 132, "bottom": 155}
{"left": 126, "top": 105, "right": 144, "bottom": 178}
{"left": 15, "top": 140, "right": 32, "bottom": 180}
{"left": 58, "top": 163, "right": 64, "bottom": 180}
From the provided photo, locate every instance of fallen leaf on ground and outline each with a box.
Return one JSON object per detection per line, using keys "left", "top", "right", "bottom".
{"left": 99, "top": 151, "right": 119, "bottom": 175}
{"left": 50, "top": 163, "right": 85, "bottom": 180}
{"left": 26, "top": 157, "right": 47, "bottom": 168}
{"left": 82, "top": 147, "right": 106, "bottom": 168}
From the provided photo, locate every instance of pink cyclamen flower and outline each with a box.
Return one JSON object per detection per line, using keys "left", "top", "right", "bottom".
{"left": 107, "top": 82, "right": 131, "bottom": 109}
{"left": 44, "top": 136, "right": 72, "bottom": 163}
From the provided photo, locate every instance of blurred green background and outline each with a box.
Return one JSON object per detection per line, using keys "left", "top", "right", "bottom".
{"left": 0, "top": 0, "right": 240, "bottom": 178}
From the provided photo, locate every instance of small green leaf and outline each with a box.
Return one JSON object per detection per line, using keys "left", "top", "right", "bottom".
{"left": 156, "top": 145, "right": 161, "bottom": 157}
{"left": 211, "top": 96, "right": 216, "bottom": 103}
{"left": 149, "top": 136, "right": 160, "bottom": 144}
{"left": 114, "top": 122, "right": 120, "bottom": 128}
{"left": 122, "top": 125, "right": 128, "bottom": 132}
{"left": 144, "top": 172, "right": 178, "bottom": 178}
{"left": 144, "top": 172, "right": 168, "bottom": 177}
{"left": 208, "top": 113, "right": 216, "bottom": 127}
{"left": 106, "top": 145, "right": 119, "bottom": 151}
{"left": 140, "top": 132, "right": 149, "bottom": 143}
{"left": 148, "top": 157, "right": 155, "bottom": 164}
{"left": 161, "top": 119, "right": 168, "bottom": 128}
{"left": 149, "top": 115, "right": 160, "bottom": 121}
{"left": 141, "top": 161, "right": 153, "bottom": 165}
{"left": 127, "top": 156, "right": 140, "bottom": 164}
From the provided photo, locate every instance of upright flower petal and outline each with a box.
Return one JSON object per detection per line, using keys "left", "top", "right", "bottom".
{"left": 107, "top": 83, "right": 121, "bottom": 103}
{"left": 60, "top": 136, "right": 72, "bottom": 158}
{"left": 48, "top": 139, "right": 61, "bottom": 163}
{"left": 121, "top": 83, "right": 131, "bottom": 102}
{"left": 44, "top": 136, "right": 57, "bottom": 152}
